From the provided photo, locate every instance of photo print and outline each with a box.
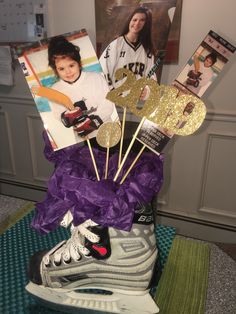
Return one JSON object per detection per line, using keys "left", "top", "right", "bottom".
{"left": 16, "top": 29, "right": 119, "bottom": 151}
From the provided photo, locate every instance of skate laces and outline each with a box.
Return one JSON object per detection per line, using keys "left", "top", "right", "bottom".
{"left": 43, "top": 219, "right": 99, "bottom": 266}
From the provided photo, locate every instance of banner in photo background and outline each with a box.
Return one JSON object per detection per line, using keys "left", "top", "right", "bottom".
{"left": 136, "top": 30, "right": 236, "bottom": 155}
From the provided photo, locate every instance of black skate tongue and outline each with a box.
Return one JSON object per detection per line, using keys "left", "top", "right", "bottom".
{"left": 86, "top": 226, "right": 111, "bottom": 260}
{"left": 133, "top": 202, "right": 154, "bottom": 225}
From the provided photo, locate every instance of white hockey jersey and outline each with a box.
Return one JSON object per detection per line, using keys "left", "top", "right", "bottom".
{"left": 99, "top": 36, "right": 155, "bottom": 89}
{"left": 50, "top": 71, "right": 118, "bottom": 122}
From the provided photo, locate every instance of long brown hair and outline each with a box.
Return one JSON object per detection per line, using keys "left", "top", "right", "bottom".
{"left": 120, "top": 6, "right": 154, "bottom": 56}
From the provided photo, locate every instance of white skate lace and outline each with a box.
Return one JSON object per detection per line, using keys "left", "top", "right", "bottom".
{"left": 60, "top": 210, "right": 73, "bottom": 228}
{"left": 43, "top": 219, "right": 99, "bottom": 266}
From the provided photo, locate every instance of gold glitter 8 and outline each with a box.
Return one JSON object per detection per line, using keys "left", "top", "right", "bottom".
{"left": 159, "top": 93, "right": 206, "bottom": 136}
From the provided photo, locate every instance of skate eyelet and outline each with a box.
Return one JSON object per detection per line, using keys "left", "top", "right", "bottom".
{"left": 53, "top": 260, "right": 61, "bottom": 267}
{"left": 63, "top": 258, "right": 71, "bottom": 264}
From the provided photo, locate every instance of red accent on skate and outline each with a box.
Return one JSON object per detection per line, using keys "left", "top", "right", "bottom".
{"left": 92, "top": 245, "right": 107, "bottom": 256}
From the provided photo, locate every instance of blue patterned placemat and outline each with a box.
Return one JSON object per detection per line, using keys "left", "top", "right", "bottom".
{"left": 0, "top": 210, "right": 175, "bottom": 314}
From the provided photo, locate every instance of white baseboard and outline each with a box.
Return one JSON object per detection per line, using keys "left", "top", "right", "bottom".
{"left": 156, "top": 211, "right": 236, "bottom": 243}
{"left": 0, "top": 180, "right": 46, "bottom": 202}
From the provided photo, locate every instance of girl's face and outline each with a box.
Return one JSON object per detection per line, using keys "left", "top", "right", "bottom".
{"left": 204, "top": 57, "right": 213, "bottom": 68}
{"left": 129, "top": 13, "right": 146, "bottom": 35}
{"left": 55, "top": 56, "right": 80, "bottom": 82}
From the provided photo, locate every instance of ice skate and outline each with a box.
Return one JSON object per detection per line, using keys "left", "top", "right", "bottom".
{"left": 26, "top": 203, "right": 159, "bottom": 313}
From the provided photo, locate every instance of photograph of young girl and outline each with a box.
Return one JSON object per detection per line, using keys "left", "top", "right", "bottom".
{"left": 172, "top": 30, "right": 234, "bottom": 98}
{"left": 174, "top": 47, "right": 221, "bottom": 97}
{"left": 16, "top": 29, "right": 119, "bottom": 150}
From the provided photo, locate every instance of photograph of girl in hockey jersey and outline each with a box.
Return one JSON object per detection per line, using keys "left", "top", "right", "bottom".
{"left": 99, "top": 6, "right": 157, "bottom": 92}
{"left": 47, "top": 36, "right": 118, "bottom": 143}
{"left": 175, "top": 50, "right": 219, "bottom": 97}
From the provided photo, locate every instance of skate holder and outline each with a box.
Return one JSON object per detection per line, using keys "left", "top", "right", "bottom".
{"left": 26, "top": 282, "right": 159, "bottom": 314}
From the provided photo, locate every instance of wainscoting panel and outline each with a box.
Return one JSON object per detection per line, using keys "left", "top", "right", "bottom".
{"left": 0, "top": 110, "right": 16, "bottom": 176}
{"left": 199, "top": 132, "right": 236, "bottom": 218}
{"left": 158, "top": 112, "right": 236, "bottom": 238}
{"left": 27, "top": 114, "right": 54, "bottom": 183}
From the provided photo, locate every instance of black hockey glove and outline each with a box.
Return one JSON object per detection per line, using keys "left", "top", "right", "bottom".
{"left": 73, "top": 115, "right": 103, "bottom": 137}
{"left": 61, "top": 100, "right": 88, "bottom": 127}
{"left": 186, "top": 70, "right": 202, "bottom": 88}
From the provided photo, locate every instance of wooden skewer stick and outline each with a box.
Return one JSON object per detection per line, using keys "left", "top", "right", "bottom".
{"left": 105, "top": 146, "right": 110, "bottom": 179}
{"left": 86, "top": 138, "right": 100, "bottom": 181}
{"left": 118, "top": 106, "right": 127, "bottom": 168}
{"left": 113, "top": 116, "right": 146, "bottom": 182}
{"left": 119, "top": 144, "right": 146, "bottom": 185}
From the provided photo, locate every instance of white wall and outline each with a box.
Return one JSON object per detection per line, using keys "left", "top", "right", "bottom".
{"left": 47, "top": 0, "right": 96, "bottom": 47}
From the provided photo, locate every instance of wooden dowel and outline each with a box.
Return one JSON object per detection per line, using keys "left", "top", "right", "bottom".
{"left": 86, "top": 138, "right": 100, "bottom": 181}
{"left": 113, "top": 116, "right": 146, "bottom": 182}
{"left": 118, "top": 106, "right": 127, "bottom": 168}
{"left": 119, "top": 144, "right": 146, "bottom": 185}
{"left": 105, "top": 146, "right": 110, "bottom": 179}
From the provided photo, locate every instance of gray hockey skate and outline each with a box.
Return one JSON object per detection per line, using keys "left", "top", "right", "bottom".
{"left": 26, "top": 204, "right": 159, "bottom": 314}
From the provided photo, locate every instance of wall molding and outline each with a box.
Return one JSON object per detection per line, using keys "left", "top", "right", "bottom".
{"left": 26, "top": 114, "right": 49, "bottom": 183}
{"left": 157, "top": 209, "right": 236, "bottom": 232}
{"left": 0, "top": 96, "right": 34, "bottom": 106}
{"left": 0, "top": 111, "right": 16, "bottom": 176}
{"left": 156, "top": 210, "right": 236, "bottom": 243}
{"left": 206, "top": 110, "right": 236, "bottom": 122}
{"left": 199, "top": 132, "right": 236, "bottom": 219}
{"left": 198, "top": 206, "right": 236, "bottom": 219}
{"left": 1, "top": 96, "right": 236, "bottom": 121}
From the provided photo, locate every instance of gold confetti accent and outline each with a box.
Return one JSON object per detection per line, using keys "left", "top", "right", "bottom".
{"left": 96, "top": 122, "right": 121, "bottom": 148}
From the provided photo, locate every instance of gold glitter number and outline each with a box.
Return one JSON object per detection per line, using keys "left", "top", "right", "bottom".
{"left": 106, "top": 69, "right": 206, "bottom": 136}
{"left": 125, "top": 77, "right": 160, "bottom": 118}
{"left": 106, "top": 68, "right": 136, "bottom": 107}
{"left": 106, "top": 68, "right": 160, "bottom": 117}
{"left": 161, "top": 93, "right": 206, "bottom": 136}
{"left": 147, "top": 85, "right": 179, "bottom": 125}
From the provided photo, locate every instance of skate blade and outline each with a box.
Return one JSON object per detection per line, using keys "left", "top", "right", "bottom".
{"left": 26, "top": 282, "right": 159, "bottom": 314}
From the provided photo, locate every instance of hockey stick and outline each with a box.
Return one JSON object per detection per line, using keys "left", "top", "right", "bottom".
{"left": 31, "top": 85, "right": 75, "bottom": 110}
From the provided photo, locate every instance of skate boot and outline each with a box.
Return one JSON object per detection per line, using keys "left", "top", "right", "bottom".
{"left": 26, "top": 203, "right": 159, "bottom": 314}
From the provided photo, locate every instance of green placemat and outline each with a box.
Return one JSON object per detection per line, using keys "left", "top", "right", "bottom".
{"left": 155, "top": 236, "right": 210, "bottom": 314}
{"left": 0, "top": 201, "right": 35, "bottom": 235}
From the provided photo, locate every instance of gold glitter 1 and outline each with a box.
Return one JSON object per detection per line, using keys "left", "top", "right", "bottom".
{"left": 96, "top": 122, "right": 121, "bottom": 148}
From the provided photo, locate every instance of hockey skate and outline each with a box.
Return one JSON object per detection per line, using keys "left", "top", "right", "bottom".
{"left": 26, "top": 203, "right": 160, "bottom": 314}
